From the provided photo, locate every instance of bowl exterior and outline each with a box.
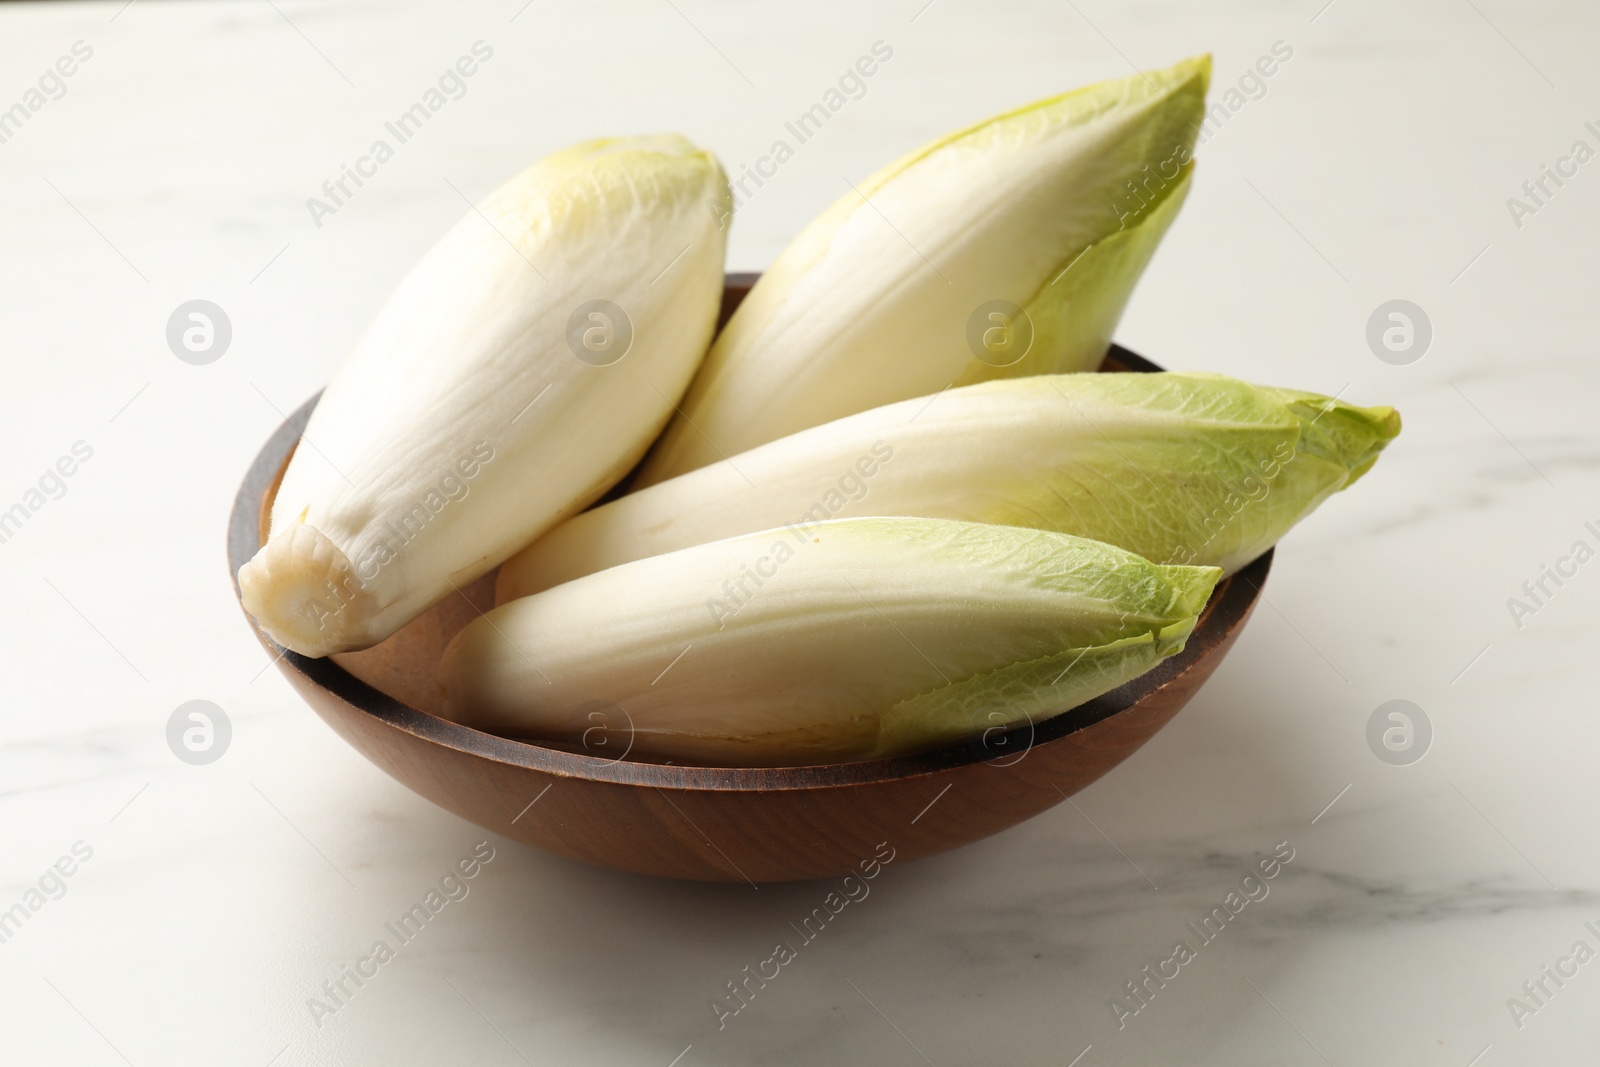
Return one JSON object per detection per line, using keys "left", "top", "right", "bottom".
{"left": 254, "top": 593, "right": 1253, "bottom": 882}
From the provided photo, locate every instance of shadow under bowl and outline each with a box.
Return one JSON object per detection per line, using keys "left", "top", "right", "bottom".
{"left": 228, "top": 273, "right": 1270, "bottom": 883}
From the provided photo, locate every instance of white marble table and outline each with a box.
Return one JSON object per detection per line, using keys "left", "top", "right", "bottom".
{"left": 2, "top": 1, "right": 1597, "bottom": 1063}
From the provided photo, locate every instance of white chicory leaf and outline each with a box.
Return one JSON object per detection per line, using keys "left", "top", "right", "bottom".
{"left": 498, "top": 371, "right": 1400, "bottom": 600}
{"left": 636, "top": 56, "right": 1211, "bottom": 485}
{"left": 239, "top": 136, "right": 730, "bottom": 656}
{"left": 443, "top": 517, "right": 1221, "bottom": 766}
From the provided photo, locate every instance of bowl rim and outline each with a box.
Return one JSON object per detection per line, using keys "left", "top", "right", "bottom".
{"left": 228, "top": 328, "right": 1270, "bottom": 792}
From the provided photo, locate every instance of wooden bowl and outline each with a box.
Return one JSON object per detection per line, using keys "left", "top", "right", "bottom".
{"left": 228, "top": 274, "right": 1270, "bottom": 883}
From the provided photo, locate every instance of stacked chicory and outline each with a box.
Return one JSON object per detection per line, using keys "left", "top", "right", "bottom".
{"left": 237, "top": 56, "right": 1401, "bottom": 767}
